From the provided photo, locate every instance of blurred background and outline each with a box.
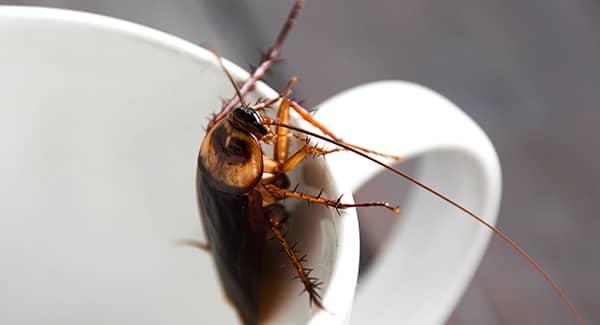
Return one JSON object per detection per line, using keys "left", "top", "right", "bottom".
{"left": 2, "top": 0, "right": 598, "bottom": 323}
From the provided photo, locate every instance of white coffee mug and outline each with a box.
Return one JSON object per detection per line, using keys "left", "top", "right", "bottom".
{"left": 0, "top": 7, "right": 500, "bottom": 325}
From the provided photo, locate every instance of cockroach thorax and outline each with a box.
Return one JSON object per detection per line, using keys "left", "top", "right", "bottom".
{"left": 198, "top": 118, "right": 264, "bottom": 194}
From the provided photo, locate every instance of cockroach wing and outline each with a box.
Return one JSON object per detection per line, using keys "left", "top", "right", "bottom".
{"left": 196, "top": 173, "right": 266, "bottom": 325}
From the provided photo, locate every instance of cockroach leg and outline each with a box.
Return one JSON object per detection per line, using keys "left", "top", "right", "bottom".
{"left": 251, "top": 75, "right": 298, "bottom": 130}
{"left": 274, "top": 98, "right": 292, "bottom": 163}
{"left": 254, "top": 76, "right": 300, "bottom": 113}
{"left": 270, "top": 136, "right": 343, "bottom": 176}
{"left": 263, "top": 183, "right": 400, "bottom": 214}
{"left": 281, "top": 98, "right": 405, "bottom": 162}
{"left": 264, "top": 204, "right": 324, "bottom": 309}
{"left": 209, "top": 0, "right": 305, "bottom": 130}
{"left": 278, "top": 144, "right": 341, "bottom": 173}
{"left": 287, "top": 99, "right": 340, "bottom": 140}
{"left": 278, "top": 145, "right": 305, "bottom": 173}
{"left": 173, "top": 239, "right": 211, "bottom": 252}
{"left": 281, "top": 76, "right": 300, "bottom": 98}
{"left": 263, "top": 155, "right": 280, "bottom": 173}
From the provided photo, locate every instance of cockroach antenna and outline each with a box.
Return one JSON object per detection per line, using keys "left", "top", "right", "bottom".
{"left": 267, "top": 120, "right": 584, "bottom": 324}
{"left": 204, "top": 44, "right": 247, "bottom": 107}
{"left": 207, "top": 0, "right": 304, "bottom": 130}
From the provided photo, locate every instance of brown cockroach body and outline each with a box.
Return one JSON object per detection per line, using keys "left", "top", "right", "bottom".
{"left": 197, "top": 56, "right": 400, "bottom": 324}
{"left": 194, "top": 0, "right": 583, "bottom": 324}
{"left": 196, "top": 111, "right": 268, "bottom": 324}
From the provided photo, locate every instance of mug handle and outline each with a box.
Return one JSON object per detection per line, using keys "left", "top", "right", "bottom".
{"left": 312, "top": 81, "right": 501, "bottom": 324}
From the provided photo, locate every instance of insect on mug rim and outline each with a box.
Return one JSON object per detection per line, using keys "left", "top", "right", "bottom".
{"left": 0, "top": 5, "right": 501, "bottom": 325}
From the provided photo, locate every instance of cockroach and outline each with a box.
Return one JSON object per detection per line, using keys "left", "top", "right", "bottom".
{"left": 191, "top": 0, "right": 584, "bottom": 324}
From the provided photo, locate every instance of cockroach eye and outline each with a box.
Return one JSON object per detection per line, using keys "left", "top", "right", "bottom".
{"left": 231, "top": 106, "right": 268, "bottom": 137}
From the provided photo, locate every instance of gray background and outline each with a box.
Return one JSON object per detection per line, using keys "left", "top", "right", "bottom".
{"left": 2, "top": 0, "right": 598, "bottom": 324}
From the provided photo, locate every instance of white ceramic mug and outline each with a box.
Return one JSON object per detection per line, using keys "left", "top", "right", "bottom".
{"left": 0, "top": 7, "right": 500, "bottom": 325}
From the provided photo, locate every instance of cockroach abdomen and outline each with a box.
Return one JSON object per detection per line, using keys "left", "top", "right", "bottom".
{"left": 197, "top": 173, "right": 266, "bottom": 325}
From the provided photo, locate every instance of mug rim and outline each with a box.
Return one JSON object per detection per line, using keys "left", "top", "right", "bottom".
{"left": 0, "top": 5, "right": 275, "bottom": 103}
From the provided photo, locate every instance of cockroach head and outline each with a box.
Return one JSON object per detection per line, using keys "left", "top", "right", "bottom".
{"left": 230, "top": 106, "right": 268, "bottom": 139}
